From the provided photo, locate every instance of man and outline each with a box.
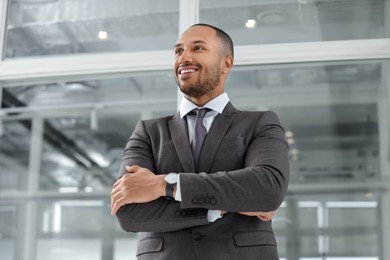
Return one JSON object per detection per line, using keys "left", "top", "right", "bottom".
{"left": 111, "top": 24, "right": 289, "bottom": 259}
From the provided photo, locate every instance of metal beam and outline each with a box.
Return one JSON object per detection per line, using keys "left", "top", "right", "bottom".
{"left": 1, "top": 39, "right": 390, "bottom": 86}
{"left": 378, "top": 59, "right": 390, "bottom": 260}
{"left": 0, "top": 80, "right": 379, "bottom": 119}
{"left": 15, "top": 115, "right": 43, "bottom": 260}
{"left": 179, "top": 0, "right": 199, "bottom": 34}
{"left": 0, "top": 0, "right": 8, "bottom": 60}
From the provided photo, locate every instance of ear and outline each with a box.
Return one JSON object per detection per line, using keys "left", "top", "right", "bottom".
{"left": 222, "top": 55, "right": 234, "bottom": 74}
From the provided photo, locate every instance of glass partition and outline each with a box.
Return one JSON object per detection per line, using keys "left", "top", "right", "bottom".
{"left": 0, "top": 120, "right": 31, "bottom": 191}
{"left": 4, "top": 73, "right": 178, "bottom": 191}
{"left": 227, "top": 61, "right": 381, "bottom": 184}
{"left": 5, "top": 0, "right": 180, "bottom": 58}
{"left": 200, "top": 0, "right": 386, "bottom": 45}
{"left": 0, "top": 203, "right": 18, "bottom": 260}
{"left": 274, "top": 194, "right": 380, "bottom": 259}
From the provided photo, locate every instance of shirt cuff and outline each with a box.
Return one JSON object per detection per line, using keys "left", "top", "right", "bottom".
{"left": 207, "top": 210, "right": 223, "bottom": 222}
{"left": 175, "top": 173, "right": 182, "bottom": 201}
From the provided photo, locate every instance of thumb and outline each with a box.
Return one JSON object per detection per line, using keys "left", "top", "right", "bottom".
{"left": 125, "top": 165, "right": 139, "bottom": 172}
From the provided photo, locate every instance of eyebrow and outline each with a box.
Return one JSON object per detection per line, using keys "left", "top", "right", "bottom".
{"left": 174, "top": 40, "right": 208, "bottom": 49}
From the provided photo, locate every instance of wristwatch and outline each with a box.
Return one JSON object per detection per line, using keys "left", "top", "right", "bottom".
{"left": 164, "top": 173, "right": 178, "bottom": 200}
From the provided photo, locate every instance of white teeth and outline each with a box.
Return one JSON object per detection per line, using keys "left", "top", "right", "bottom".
{"left": 180, "top": 69, "right": 195, "bottom": 75}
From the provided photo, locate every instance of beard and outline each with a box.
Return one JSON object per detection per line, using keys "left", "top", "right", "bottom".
{"left": 175, "top": 63, "right": 221, "bottom": 98}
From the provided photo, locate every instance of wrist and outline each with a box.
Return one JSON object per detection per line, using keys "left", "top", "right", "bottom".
{"left": 164, "top": 173, "right": 178, "bottom": 200}
{"left": 157, "top": 175, "right": 166, "bottom": 198}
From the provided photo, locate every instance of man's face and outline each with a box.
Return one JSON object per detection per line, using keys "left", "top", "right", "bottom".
{"left": 173, "top": 26, "right": 224, "bottom": 98}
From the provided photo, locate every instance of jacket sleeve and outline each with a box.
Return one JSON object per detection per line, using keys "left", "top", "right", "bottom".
{"left": 179, "top": 111, "right": 290, "bottom": 212}
{"left": 115, "top": 121, "right": 209, "bottom": 233}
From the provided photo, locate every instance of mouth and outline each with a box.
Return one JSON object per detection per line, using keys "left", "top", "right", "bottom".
{"left": 177, "top": 65, "right": 199, "bottom": 80}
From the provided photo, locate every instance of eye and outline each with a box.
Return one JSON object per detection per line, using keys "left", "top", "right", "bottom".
{"left": 194, "top": 45, "right": 205, "bottom": 51}
{"left": 174, "top": 48, "right": 183, "bottom": 55}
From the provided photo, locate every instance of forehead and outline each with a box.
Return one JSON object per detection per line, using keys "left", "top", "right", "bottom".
{"left": 175, "top": 26, "right": 218, "bottom": 46}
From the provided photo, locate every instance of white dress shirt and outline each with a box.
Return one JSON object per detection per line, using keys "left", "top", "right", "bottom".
{"left": 174, "top": 93, "right": 230, "bottom": 222}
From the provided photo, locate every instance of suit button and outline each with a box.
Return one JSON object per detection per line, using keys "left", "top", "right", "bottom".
{"left": 176, "top": 210, "right": 182, "bottom": 217}
{"left": 198, "top": 198, "right": 205, "bottom": 204}
{"left": 192, "top": 198, "right": 199, "bottom": 204}
{"left": 193, "top": 232, "right": 204, "bottom": 241}
{"left": 210, "top": 198, "right": 216, "bottom": 205}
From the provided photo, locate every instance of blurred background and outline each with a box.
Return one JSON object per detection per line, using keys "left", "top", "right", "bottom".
{"left": 0, "top": 0, "right": 389, "bottom": 259}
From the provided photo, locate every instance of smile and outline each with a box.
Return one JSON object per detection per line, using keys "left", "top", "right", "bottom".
{"left": 180, "top": 69, "right": 196, "bottom": 75}
{"left": 178, "top": 65, "right": 199, "bottom": 76}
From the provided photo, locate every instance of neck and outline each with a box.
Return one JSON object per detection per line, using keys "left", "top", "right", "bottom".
{"left": 186, "top": 90, "right": 224, "bottom": 107}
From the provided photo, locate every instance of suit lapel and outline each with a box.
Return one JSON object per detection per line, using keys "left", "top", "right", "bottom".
{"left": 168, "top": 112, "right": 195, "bottom": 173}
{"left": 199, "top": 102, "right": 238, "bottom": 173}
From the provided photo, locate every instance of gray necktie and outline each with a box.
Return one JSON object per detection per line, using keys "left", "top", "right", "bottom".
{"left": 191, "top": 108, "right": 209, "bottom": 171}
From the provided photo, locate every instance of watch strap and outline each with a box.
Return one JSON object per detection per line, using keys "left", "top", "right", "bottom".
{"left": 165, "top": 182, "right": 175, "bottom": 200}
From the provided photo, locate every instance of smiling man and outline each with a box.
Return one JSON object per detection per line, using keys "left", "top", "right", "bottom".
{"left": 111, "top": 24, "right": 289, "bottom": 260}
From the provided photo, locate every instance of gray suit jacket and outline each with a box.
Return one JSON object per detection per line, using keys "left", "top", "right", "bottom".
{"left": 116, "top": 102, "right": 289, "bottom": 260}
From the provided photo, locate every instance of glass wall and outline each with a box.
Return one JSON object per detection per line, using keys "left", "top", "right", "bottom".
{"left": 0, "top": 0, "right": 389, "bottom": 260}
{"left": 227, "top": 60, "right": 384, "bottom": 259}
{"left": 0, "top": 120, "right": 31, "bottom": 191}
{"left": 227, "top": 61, "right": 381, "bottom": 185}
{"left": 5, "top": 0, "right": 180, "bottom": 58}
{"left": 200, "top": 0, "right": 386, "bottom": 45}
{"left": 3, "top": 73, "right": 177, "bottom": 191}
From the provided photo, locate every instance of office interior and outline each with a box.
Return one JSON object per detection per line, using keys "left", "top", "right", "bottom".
{"left": 0, "top": 0, "right": 390, "bottom": 259}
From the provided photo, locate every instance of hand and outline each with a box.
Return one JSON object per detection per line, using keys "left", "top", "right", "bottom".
{"left": 239, "top": 211, "right": 276, "bottom": 221}
{"left": 111, "top": 165, "right": 165, "bottom": 215}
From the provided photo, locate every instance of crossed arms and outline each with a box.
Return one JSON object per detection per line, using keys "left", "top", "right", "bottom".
{"left": 111, "top": 111, "right": 289, "bottom": 233}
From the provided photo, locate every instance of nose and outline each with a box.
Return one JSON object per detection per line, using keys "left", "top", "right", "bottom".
{"left": 178, "top": 49, "right": 192, "bottom": 65}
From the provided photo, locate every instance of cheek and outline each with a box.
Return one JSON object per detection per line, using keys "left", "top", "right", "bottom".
{"left": 172, "top": 63, "right": 178, "bottom": 75}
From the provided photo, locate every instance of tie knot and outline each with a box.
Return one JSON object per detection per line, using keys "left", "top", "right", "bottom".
{"left": 193, "top": 108, "right": 209, "bottom": 118}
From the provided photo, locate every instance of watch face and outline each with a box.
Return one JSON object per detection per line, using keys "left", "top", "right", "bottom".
{"left": 165, "top": 173, "right": 178, "bottom": 184}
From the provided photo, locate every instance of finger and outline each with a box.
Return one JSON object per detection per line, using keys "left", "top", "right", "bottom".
{"left": 112, "top": 193, "right": 134, "bottom": 215}
{"left": 111, "top": 181, "right": 126, "bottom": 207}
{"left": 126, "top": 165, "right": 140, "bottom": 173}
{"left": 111, "top": 199, "right": 122, "bottom": 215}
{"left": 111, "top": 189, "right": 124, "bottom": 210}
{"left": 112, "top": 199, "right": 124, "bottom": 215}
{"left": 112, "top": 175, "right": 126, "bottom": 190}
{"left": 112, "top": 177, "right": 123, "bottom": 189}
{"left": 111, "top": 191, "right": 129, "bottom": 215}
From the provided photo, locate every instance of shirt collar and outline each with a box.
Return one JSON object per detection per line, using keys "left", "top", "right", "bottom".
{"left": 179, "top": 93, "right": 230, "bottom": 118}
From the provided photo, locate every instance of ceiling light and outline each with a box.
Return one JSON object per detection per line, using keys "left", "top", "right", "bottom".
{"left": 245, "top": 19, "right": 257, "bottom": 28}
{"left": 285, "top": 131, "right": 294, "bottom": 138}
{"left": 98, "top": 31, "right": 108, "bottom": 40}
{"left": 287, "top": 138, "right": 295, "bottom": 145}
{"left": 84, "top": 186, "right": 94, "bottom": 192}
{"left": 257, "top": 10, "right": 286, "bottom": 25}
{"left": 326, "top": 201, "right": 377, "bottom": 208}
{"left": 58, "top": 187, "right": 79, "bottom": 193}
